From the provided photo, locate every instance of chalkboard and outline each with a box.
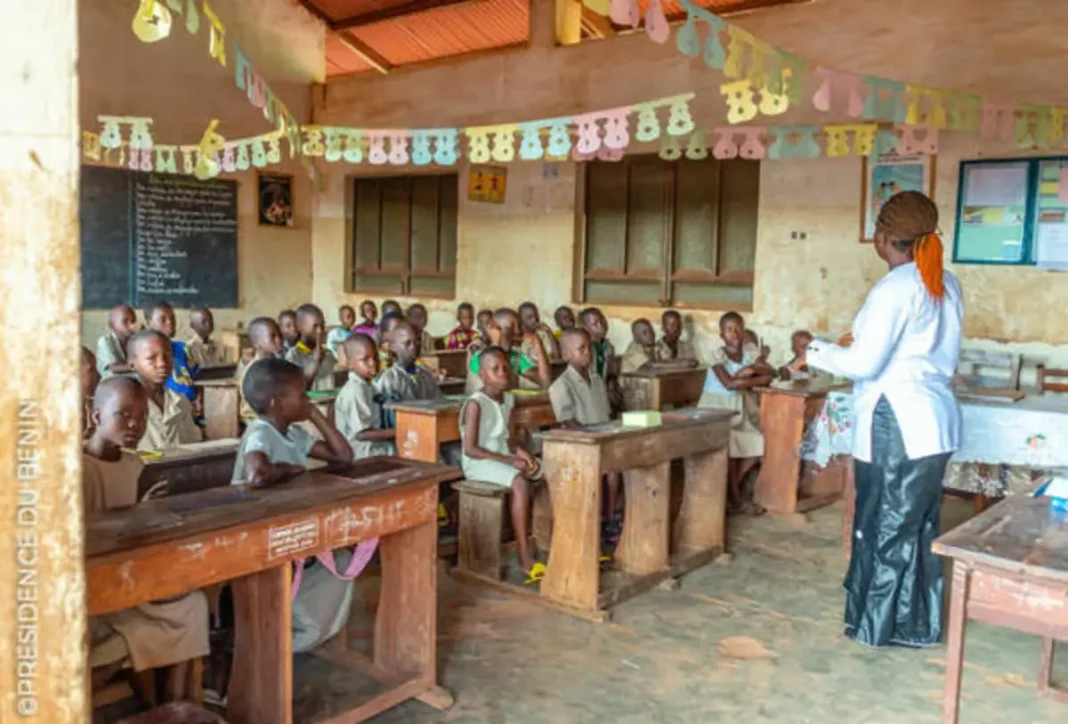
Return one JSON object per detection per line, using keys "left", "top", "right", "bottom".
{"left": 80, "top": 166, "right": 238, "bottom": 309}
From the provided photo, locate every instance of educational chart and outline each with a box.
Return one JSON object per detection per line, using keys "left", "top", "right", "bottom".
{"left": 81, "top": 165, "right": 238, "bottom": 309}
{"left": 1033, "top": 159, "right": 1068, "bottom": 269}
{"left": 954, "top": 161, "right": 1030, "bottom": 264}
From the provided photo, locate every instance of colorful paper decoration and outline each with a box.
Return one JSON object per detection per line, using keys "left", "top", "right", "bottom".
{"left": 645, "top": 0, "right": 669, "bottom": 43}
{"left": 980, "top": 100, "right": 1015, "bottom": 140}
{"left": 1051, "top": 108, "right": 1068, "bottom": 147}
{"left": 202, "top": 1, "right": 227, "bottom": 68}
{"left": 676, "top": 0, "right": 726, "bottom": 70}
{"left": 812, "top": 67, "right": 864, "bottom": 117}
{"left": 132, "top": 0, "right": 172, "bottom": 43}
{"left": 609, "top": 0, "right": 639, "bottom": 26}
{"left": 766, "top": 126, "right": 820, "bottom": 160}
{"left": 709, "top": 127, "right": 765, "bottom": 160}
{"left": 128, "top": 118, "right": 155, "bottom": 149}
{"left": 861, "top": 77, "right": 906, "bottom": 123}
{"left": 946, "top": 93, "right": 982, "bottom": 132}
{"left": 895, "top": 124, "right": 939, "bottom": 155}
{"left": 193, "top": 119, "right": 225, "bottom": 180}
{"left": 904, "top": 86, "right": 948, "bottom": 129}
{"left": 82, "top": 132, "right": 101, "bottom": 161}
{"left": 872, "top": 128, "right": 900, "bottom": 157}
{"left": 433, "top": 129, "right": 460, "bottom": 166}
{"left": 658, "top": 135, "right": 681, "bottom": 161}
{"left": 684, "top": 129, "right": 709, "bottom": 160}
{"left": 822, "top": 123, "right": 877, "bottom": 157}
{"left": 583, "top": 0, "right": 610, "bottom": 14}
{"left": 721, "top": 80, "right": 757, "bottom": 124}
{"left": 1014, "top": 105, "right": 1053, "bottom": 150}
{"left": 154, "top": 145, "right": 178, "bottom": 173}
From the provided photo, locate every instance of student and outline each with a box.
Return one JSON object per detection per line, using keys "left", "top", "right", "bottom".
{"left": 82, "top": 347, "right": 101, "bottom": 439}
{"left": 285, "top": 303, "right": 337, "bottom": 392}
{"left": 375, "top": 321, "right": 441, "bottom": 405}
{"left": 579, "top": 307, "right": 615, "bottom": 380}
{"left": 470, "top": 309, "right": 550, "bottom": 390}
{"left": 352, "top": 299, "right": 379, "bottom": 340}
{"left": 96, "top": 304, "right": 139, "bottom": 378}
{"left": 476, "top": 309, "right": 493, "bottom": 343}
{"left": 231, "top": 358, "right": 354, "bottom": 653}
{"left": 186, "top": 306, "right": 227, "bottom": 369}
{"left": 128, "top": 330, "right": 202, "bottom": 452}
{"left": 621, "top": 318, "right": 660, "bottom": 374}
{"left": 550, "top": 329, "right": 621, "bottom": 540}
{"left": 518, "top": 301, "right": 560, "bottom": 360}
{"left": 326, "top": 304, "right": 356, "bottom": 359}
{"left": 460, "top": 346, "right": 544, "bottom": 581}
{"left": 446, "top": 302, "right": 478, "bottom": 350}
{"left": 743, "top": 328, "right": 771, "bottom": 365}
{"left": 237, "top": 317, "right": 284, "bottom": 425}
{"left": 407, "top": 303, "right": 437, "bottom": 357}
{"left": 659, "top": 309, "right": 698, "bottom": 362}
{"left": 377, "top": 311, "right": 405, "bottom": 371}
{"left": 698, "top": 312, "right": 774, "bottom": 512}
{"left": 84, "top": 376, "right": 210, "bottom": 702}
{"left": 335, "top": 335, "right": 395, "bottom": 458}
{"left": 553, "top": 305, "right": 576, "bottom": 338}
{"left": 780, "top": 330, "right": 823, "bottom": 381}
{"left": 145, "top": 300, "right": 198, "bottom": 410}
{"left": 380, "top": 299, "right": 402, "bottom": 318}
{"left": 278, "top": 309, "right": 300, "bottom": 354}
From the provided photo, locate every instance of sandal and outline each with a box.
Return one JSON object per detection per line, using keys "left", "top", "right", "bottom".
{"left": 524, "top": 562, "right": 547, "bottom": 584}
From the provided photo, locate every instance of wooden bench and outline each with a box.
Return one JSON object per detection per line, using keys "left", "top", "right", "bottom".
{"left": 452, "top": 479, "right": 551, "bottom": 580}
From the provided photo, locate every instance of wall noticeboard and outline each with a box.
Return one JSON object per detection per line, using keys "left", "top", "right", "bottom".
{"left": 953, "top": 159, "right": 1031, "bottom": 264}
{"left": 80, "top": 166, "right": 238, "bottom": 309}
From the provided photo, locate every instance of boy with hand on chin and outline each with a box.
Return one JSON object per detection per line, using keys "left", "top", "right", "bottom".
{"left": 96, "top": 303, "right": 139, "bottom": 378}
{"left": 285, "top": 303, "right": 337, "bottom": 392}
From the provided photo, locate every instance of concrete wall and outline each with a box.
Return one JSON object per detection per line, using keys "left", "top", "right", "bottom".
{"left": 311, "top": 0, "right": 1068, "bottom": 372}
{"left": 78, "top": 0, "right": 324, "bottom": 347}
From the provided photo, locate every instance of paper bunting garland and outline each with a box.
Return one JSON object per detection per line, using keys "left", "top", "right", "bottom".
{"left": 608, "top": 0, "right": 667, "bottom": 42}
{"left": 677, "top": 0, "right": 726, "bottom": 70}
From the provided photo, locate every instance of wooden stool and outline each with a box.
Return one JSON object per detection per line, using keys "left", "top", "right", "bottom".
{"left": 116, "top": 700, "right": 226, "bottom": 724}
{"left": 453, "top": 479, "right": 550, "bottom": 580}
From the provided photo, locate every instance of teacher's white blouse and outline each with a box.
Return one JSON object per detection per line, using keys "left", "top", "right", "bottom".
{"left": 807, "top": 262, "right": 963, "bottom": 463}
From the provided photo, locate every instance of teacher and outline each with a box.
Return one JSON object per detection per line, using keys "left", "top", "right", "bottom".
{"left": 806, "top": 191, "right": 963, "bottom": 648}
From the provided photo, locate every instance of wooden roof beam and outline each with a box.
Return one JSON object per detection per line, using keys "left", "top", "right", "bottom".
{"left": 332, "top": 0, "right": 484, "bottom": 29}
{"left": 297, "top": 0, "right": 392, "bottom": 74}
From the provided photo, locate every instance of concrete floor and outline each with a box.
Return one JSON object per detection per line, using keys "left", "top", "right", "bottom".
{"left": 295, "top": 499, "right": 1066, "bottom": 724}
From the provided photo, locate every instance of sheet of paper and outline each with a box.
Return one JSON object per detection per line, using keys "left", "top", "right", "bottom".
{"left": 1060, "top": 169, "right": 1068, "bottom": 204}
{"left": 1036, "top": 222, "right": 1068, "bottom": 269}
{"left": 965, "top": 165, "right": 1028, "bottom": 206}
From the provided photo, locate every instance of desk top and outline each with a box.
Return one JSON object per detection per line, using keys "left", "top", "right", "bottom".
{"left": 196, "top": 363, "right": 238, "bottom": 381}
{"left": 86, "top": 457, "right": 453, "bottom": 560}
{"left": 619, "top": 366, "right": 707, "bottom": 380}
{"left": 196, "top": 378, "right": 238, "bottom": 388}
{"left": 389, "top": 390, "right": 550, "bottom": 413}
{"left": 139, "top": 439, "right": 240, "bottom": 466}
{"left": 932, "top": 495, "right": 1068, "bottom": 583}
{"left": 758, "top": 380, "right": 851, "bottom": 397}
{"left": 537, "top": 407, "right": 734, "bottom": 444}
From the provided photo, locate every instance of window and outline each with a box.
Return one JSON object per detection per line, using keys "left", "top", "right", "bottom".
{"left": 349, "top": 173, "right": 458, "bottom": 298}
{"left": 577, "top": 155, "right": 760, "bottom": 309}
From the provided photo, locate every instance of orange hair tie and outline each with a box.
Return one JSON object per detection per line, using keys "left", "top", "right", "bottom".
{"left": 914, "top": 232, "right": 945, "bottom": 300}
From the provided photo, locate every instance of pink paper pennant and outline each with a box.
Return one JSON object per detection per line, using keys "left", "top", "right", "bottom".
{"left": 812, "top": 67, "right": 833, "bottom": 113}
{"left": 895, "top": 124, "right": 938, "bottom": 155}
{"left": 738, "top": 127, "right": 765, "bottom": 160}
{"left": 609, "top": 0, "right": 639, "bottom": 27}
{"left": 711, "top": 128, "right": 739, "bottom": 159}
{"left": 645, "top": 0, "right": 670, "bottom": 43}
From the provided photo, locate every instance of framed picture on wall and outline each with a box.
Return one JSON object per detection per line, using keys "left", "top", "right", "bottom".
{"left": 859, "top": 153, "right": 936, "bottom": 242}
{"left": 258, "top": 173, "right": 293, "bottom": 227}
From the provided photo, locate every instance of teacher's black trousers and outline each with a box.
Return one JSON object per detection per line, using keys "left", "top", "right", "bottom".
{"left": 844, "top": 396, "right": 951, "bottom": 648}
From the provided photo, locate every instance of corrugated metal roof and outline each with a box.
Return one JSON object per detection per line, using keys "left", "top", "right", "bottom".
{"left": 311, "top": 0, "right": 801, "bottom": 76}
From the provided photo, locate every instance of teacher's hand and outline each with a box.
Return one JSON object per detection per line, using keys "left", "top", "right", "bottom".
{"left": 837, "top": 332, "right": 854, "bottom": 348}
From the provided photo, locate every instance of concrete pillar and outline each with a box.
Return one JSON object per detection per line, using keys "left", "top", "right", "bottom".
{"left": 0, "top": 0, "right": 87, "bottom": 722}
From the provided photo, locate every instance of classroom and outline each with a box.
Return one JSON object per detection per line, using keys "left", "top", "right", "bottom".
{"left": 2, "top": 0, "right": 1067, "bottom": 722}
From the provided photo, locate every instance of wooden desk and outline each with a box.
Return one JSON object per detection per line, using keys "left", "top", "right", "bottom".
{"left": 619, "top": 368, "right": 706, "bottom": 411}
{"left": 932, "top": 495, "right": 1068, "bottom": 723}
{"left": 754, "top": 381, "right": 850, "bottom": 515}
{"left": 421, "top": 350, "right": 467, "bottom": 379}
{"left": 197, "top": 379, "right": 240, "bottom": 441}
{"left": 137, "top": 439, "right": 239, "bottom": 498}
{"left": 391, "top": 392, "right": 557, "bottom": 463}
{"left": 470, "top": 408, "right": 732, "bottom": 622}
{"left": 86, "top": 457, "right": 456, "bottom": 724}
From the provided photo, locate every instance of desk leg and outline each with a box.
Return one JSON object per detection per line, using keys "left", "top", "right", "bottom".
{"left": 943, "top": 563, "right": 970, "bottom": 724}
{"left": 615, "top": 462, "right": 670, "bottom": 575}
{"left": 203, "top": 387, "right": 239, "bottom": 441}
{"left": 542, "top": 442, "right": 602, "bottom": 612}
{"left": 375, "top": 518, "right": 451, "bottom": 708}
{"left": 229, "top": 564, "right": 292, "bottom": 724}
{"left": 673, "top": 447, "right": 728, "bottom": 555}
{"left": 754, "top": 394, "right": 806, "bottom": 514}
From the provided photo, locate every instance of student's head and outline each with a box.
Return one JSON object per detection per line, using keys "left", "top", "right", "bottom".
{"left": 493, "top": 308, "right": 521, "bottom": 347}
{"left": 579, "top": 307, "right": 607, "bottom": 342}
{"left": 248, "top": 316, "right": 283, "bottom": 357}
{"left": 407, "top": 303, "right": 428, "bottom": 333}
{"left": 631, "top": 318, "right": 655, "bottom": 347}
{"left": 295, "top": 303, "right": 325, "bottom": 344}
{"left": 718, "top": 312, "right": 744, "bottom": 353}
{"left": 81, "top": 347, "right": 100, "bottom": 400}
{"left": 91, "top": 376, "right": 149, "bottom": 449}
{"left": 127, "top": 330, "right": 173, "bottom": 387}
{"left": 379, "top": 311, "right": 405, "bottom": 342}
{"left": 554, "top": 305, "right": 576, "bottom": 331}
{"left": 560, "top": 328, "right": 592, "bottom": 370}
{"left": 743, "top": 328, "right": 759, "bottom": 348}
{"left": 791, "top": 330, "right": 813, "bottom": 359}
{"left": 342, "top": 334, "right": 379, "bottom": 381}
{"left": 381, "top": 299, "right": 402, "bottom": 317}
{"left": 517, "top": 302, "right": 540, "bottom": 332}
{"left": 338, "top": 304, "right": 356, "bottom": 329}
{"left": 144, "top": 300, "right": 176, "bottom": 339}
{"left": 359, "top": 299, "right": 377, "bottom": 324}
{"left": 108, "top": 304, "right": 138, "bottom": 342}
{"left": 242, "top": 357, "right": 306, "bottom": 423}
{"left": 278, "top": 309, "right": 299, "bottom": 345}
{"left": 661, "top": 310, "right": 683, "bottom": 342}
{"left": 476, "top": 309, "right": 493, "bottom": 333}
{"left": 457, "top": 302, "right": 474, "bottom": 330}
{"left": 388, "top": 321, "right": 418, "bottom": 366}
{"left": 189, "top": 306, "right": 214, "bottom": 341}
{"left": 477, "top": 346, "right": 513, "bottom": 394}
